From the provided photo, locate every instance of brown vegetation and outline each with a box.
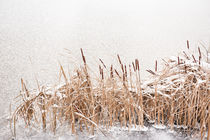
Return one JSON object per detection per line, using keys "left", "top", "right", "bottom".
{"left": 11, "top": 43, "right": 210, "bottom": 139}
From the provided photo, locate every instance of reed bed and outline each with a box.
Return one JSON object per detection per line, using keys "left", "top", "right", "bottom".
{"left": 11, "top": 43, "right": 210, "bottom": 139}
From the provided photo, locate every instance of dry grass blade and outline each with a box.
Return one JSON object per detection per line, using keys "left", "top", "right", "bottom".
{"left": 60, "top": 63, "right": 68, "bottom": 85}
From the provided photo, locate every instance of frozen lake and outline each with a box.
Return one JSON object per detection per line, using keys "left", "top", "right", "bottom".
{"left": 0, "top": 0, "right": 210, "bottom": 139}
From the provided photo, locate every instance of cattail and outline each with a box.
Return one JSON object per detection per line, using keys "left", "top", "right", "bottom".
{"left": 199, "top": 56, "right": 201, "bottom": 65}
{"left": 121, "top": 64, "right": 124, "bottom": 73}
{"left": 115, "top": 69, "right": 121, "bottom": 78}
{"left": 146, "top": 70, "right": 156, "bottom": 75}
{"left": 99, "top": 65, "right": 104, "bottom": 79}
{"left": 101, "top": 68, "right": 104, "bottom": 80}
{"left": 135, "top": 59, "right": 138, "bottom": 71}
{"left": 183, "top": 51, "right": 190, "bottom": 60}
{"left": 155, "top": 60, "right": 157, "bottom": 72}
{"left": 187, "top": 40, "right": 190, "bottom": 49}
{"left": 123, "top": 73, "right": 125, "bottom": 82}
{"left": 80, "top": 48, "right": 86, "bottom": 64}
{"left": 132, "top": 62, "right": 136, "bottom": 72}
{"left": 135, "top": 59, "right": 140, "bottom": 71}
{"left": 137, "top": 60, "right": 140, "bottom": 71}
{"left": 124, "top": 65, "right": 127, "bottom": 79}
{"left": 110, "top": 65, "right": 113, "bottom": 78}
{"left": 192, "top": 55, "right": 196, "bottom": 63}
{"left": 99, "top": 58, "right": 106, "bottom": 69}
{"left": 99, "top": 65, "right": 102, "bottom": 75}
{"left": 117, "top": 54, "right": 122, "bottom": 65}
{"left": 178, "top": 57, "right": 180, "bottom": 65}
{"left": 198, "top": 47, "right": 202, "bottom": 58}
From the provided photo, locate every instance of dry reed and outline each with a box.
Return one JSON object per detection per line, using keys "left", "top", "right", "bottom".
{"left": 11, "top": 44, "right": 210, "bottom": 140}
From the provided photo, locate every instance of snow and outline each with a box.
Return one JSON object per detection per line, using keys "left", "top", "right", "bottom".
{"left": 0, "top": 111, "right": 201, "bottom": 140}
{"left": 0, "top": 0, "right": 210, "bottom": 139}
{"left": 153, "top": 124, "right": 166, "bottom": 130}
{"left": 3, "top": 124, "right": 197, "bottom": 140}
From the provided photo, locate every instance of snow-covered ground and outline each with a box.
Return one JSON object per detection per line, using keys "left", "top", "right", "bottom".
{"left": 0, "top": 0, "right": 210, "bottom": 139}
{"left": 0, "top": 114, "right": 199, "bottom": 140}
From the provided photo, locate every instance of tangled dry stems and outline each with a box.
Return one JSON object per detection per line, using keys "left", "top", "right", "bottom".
{"left": 11, "top": 44, "right": 210, "bottom": 140}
